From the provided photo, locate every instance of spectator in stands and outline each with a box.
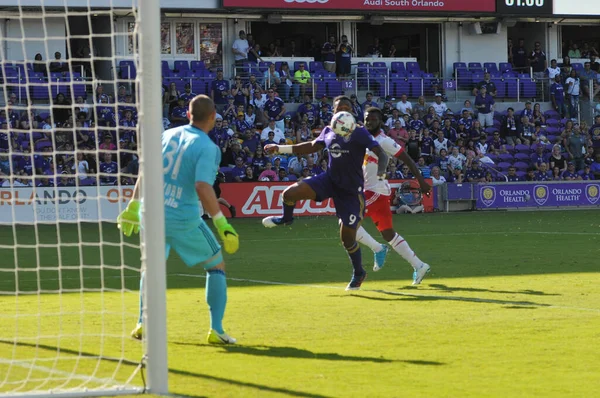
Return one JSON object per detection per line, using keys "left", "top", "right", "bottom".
{"left": 164, "top": 82, "right": 180, "bottom": 115}
{"left": 535, "top": 162, "right": 552, "bottom": 181}
{"left": 590, "top": 53, "right": 600, "bottom": 72}
{"left": 529, "top": 41, "right": 548, "bottom": 80}
{"left": 448, "top": 146, "right": 465, "bottom": 171}
{"left": 296, "top": 121, "right": 312, "bottom": 143}
{"left": 292, "top": 63, "right": 311, "bottom": 102}
{"left": 474, "top": 86, "right": 495, "bottom": 128}
{"left": 566, "top": 126, "right": 585, "bottom": 170}
{"left": 211, "top": 69, "right": 230, "bottom": 109}
{"left": 466, "top": 160, "right": 486, "bottom": 183}
{"left": 518, "top": 115, "right": 535, "bottom": 145}
{"left": 230, "top": 77, "right": 247, "bottom": 107}
{"left": 336, "top": 35, "right": 353, "bottom": 79}
{"left": 431, "top": 93, "right": 451, "bottom": 118}
{"left": 489, "top": 132, "right": 506, "bottom": 155}
{"left": 278, "top": 63, "right": 293, "bottom": 102}
{"left": 263, "top": 88, "right": 286, "bottom": 131}
{"left": 367, "top": 38, "right": 382, "bottom": 57}
{"left": 579, "top": 61, "right": 597, "bottom": 99}
{"left": 532, "top": 103, "right": 546, "bottom": 126}
{"left": 567, "top": 43, "right": 581, "bottom": 59}
{"left": 232, "top": 111, "right": 250, "bottom": 135}
{"left": 306, "top": 37, "right": 321, "bottom": 61}
{"left": 416, "top": 157, "right": 431, "bottom": 178}
{"left": 258, "top": 162, "right": 278, "bottom": 181}
{"left": 241, "top": 128, "right": 260, "bottom": 157}
{"left": 531, "top": 144, "right": 547, "bottom": 170}
{"left": 580, "top": 164, "right": 594, "bottom": 180}
{"left": 584, "top": 146, "right": 595, "bottom": 167}
{"left": 473, "top": 72, "right": 497, "bottom": 97}
{"left": 430, "top": 166, "right": 446, "bottom": 186}
{"left": 261, "top": 118, "right": 285, "bottom": 143}
{"left": 498, "top": 107, "right": 517, "bottom": 145}
{"left": 349, "top": 94, "right": 363, "bottom": 122}
{"left": 547, "top": 59, "right": 561, "bottom": 81}
{"left": 169, "top": 98, "right": 188, "bottom": 127}
{"left": 231, "top": 157, "right": 247, "bottom": 182}
{"left": 512, "top": 38, "right": 527, "bottom": 71}
{"left": 387, "top": 120, "right": 408, "bottom": 146}
{"left": 98, "top": 152, "right": 118, "bottom": 185}
{"left": 548, "top": 144, "right": 567, "bottom": 173}
{"left": 550, "top": 75, "right": 568, "bottom": 118}
{"left": 251, "top": 146, "right": 269, "bottom": 175}
{"left": 322, "top": 35, "right": 336, "bottom": 73}
{"left": 566, "top": 69, "right": 581, "bottom": 120}
{"left": 387, "top": 44, "right": 397, "bottom": 58}
{"left": 52, "top": 93, "right": 71, "bottom": 126}
{"left": 508, "top": 39, "right": 513, "bottom": 65}
{"left": 562, "top": 162, "right": 581, "bottom": 180}
{"left": 433, "top": 130, "right": 449, "bottom": 156}
{"left": 591, "top": 154, "right": 600, "bottom": 179}
{"left": 248, "top": 43, "right": 263, "bottom": 64}
{"left": 241, "top": 166, "right": 257, "bottom": 182}
{"left": 262, "top": 131, "right": 276, "bottom": 146}
{"left": 384, "top": 108, "right": 402, "bottom": 131}
{"left": 505, "top": 166, "right": 520, "bottom": 182}
{"left": 49, "top": 51, "right": 65, "bottom": 73}
{"left": 243, "top": 104, "right": 257, "bottom": 128}
{"left": 222, "top": 95, "right": 237, "bottom": 124}
{"left": 264, "top": 63, "right": 281, "bottom": 89}
{"left": 232, "top": 30, "right": 249, "bottom": 67}
{"left": 442, "top": 118, "right": 458, "bottom": 142}
{"left": 387, "top": 163, "right": 402, "bottom": 180}
{"left": 32, "top": 53, "right": 47, "bottom": 76}
{"left": 413, "top": 96, "right": 427, "bottom": 120}
{"left": 249, "top": 88, "right": 267, "bottom": 125}
{"left": 395, "top": 94, "right": 412, "bottom": 116}
{"left": 318, "top": 103, "right": 333, "bottom": 127}
{"left": 278, "top": 167, "right": 289, "bottom": 182}
{"left": 362, "top": 92, "right": 377, "bottom": 109}
{"left": 424, "top": 106, "right": 438, "bottom": 129}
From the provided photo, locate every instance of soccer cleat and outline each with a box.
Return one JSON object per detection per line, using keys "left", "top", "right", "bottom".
{"left": 412, "top": 263, "right": 431, "bottom": 285}
{"left": 130, "top": 323, "right": 142, "bottom": 340}
{"left": 229, "top": 205, "right": 237, "bottom": 218}
{"left": 262, "top": 216, "right": 293, "bottom": 228}
{"left": 373, "top": 244, "right": 389, "bottom": 272}
{"left": 207, "top": 329, "right": 237, "bottom": 345}
{"left": 345, "top": 271, "right": 367, "bottom": 291}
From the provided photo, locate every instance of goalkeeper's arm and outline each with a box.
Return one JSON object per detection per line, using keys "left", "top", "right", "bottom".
{"left": 196, "top": 181, "right": 239, "bottom": 254}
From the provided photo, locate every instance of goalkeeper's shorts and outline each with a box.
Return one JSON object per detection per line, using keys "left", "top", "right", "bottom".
{"left": 165, "top": 220, "right": 223, "bottom": 269}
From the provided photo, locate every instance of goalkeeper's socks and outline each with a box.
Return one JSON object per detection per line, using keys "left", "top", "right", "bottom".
{"left": 356, "top": 226, "right": 384, "bottom": 253}
{"left": 345, "top": 242, "right": 365, "bottom": 275}
{"left": 389, "top": 233, "right": 422, "bottom": 270}
{"left": 282, "top": 200, "right": 296, "bottom": 222}
{"left": 206, "top": 269, "right": 227, "bottom": 335}
{"left": 137, "top": 270, "right": 145, "bottom": 325}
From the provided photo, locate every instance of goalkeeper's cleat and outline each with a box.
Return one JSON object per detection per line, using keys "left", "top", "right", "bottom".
{"left": 373, "top": 244, "right": 389, "bottom": 272}
{"left": 412, "top": 263, "right": 431, "bottom": 285}
{"left": 229, "top": 205, "right": 237, "bottom": 218}
{"left": 262, "top": 216, "right": 294, "bottom": 228}
{"left": 345, "top": 271, "right": 367, "bottom": 291}
{"left": 130, "top": 323, "right": 142, "bottom": 340}
{"left": 207, "top": 329, "right": 237, "bottom": 345}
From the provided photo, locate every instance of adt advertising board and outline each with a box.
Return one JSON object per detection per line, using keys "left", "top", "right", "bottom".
{"left": 219, "top": 180, "right": 434, "bottom": 218}
{"left": 0, "top": 186, "right": 134, "bottom": 224}
{"left": 476, "top": 182, "right": 600, "bottom": 209}
{"left": 223, "top": 0, "right": 496, "bottom": 13}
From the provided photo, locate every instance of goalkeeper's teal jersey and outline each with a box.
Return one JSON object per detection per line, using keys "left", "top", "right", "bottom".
{"left": 162, "top": 124, "right": 220, "bottom": 229}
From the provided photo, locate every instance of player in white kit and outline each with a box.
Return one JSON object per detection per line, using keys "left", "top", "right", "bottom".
{"left": 356, "top": 107, "right": 432, "bottom": 285}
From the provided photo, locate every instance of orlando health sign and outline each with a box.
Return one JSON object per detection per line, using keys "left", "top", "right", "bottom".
{"left": 477, "top": 182, "right": 600, "bottom": 209}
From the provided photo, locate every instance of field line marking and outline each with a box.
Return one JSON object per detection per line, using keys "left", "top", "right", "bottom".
{"left": 242, "top": 231, "right": 600, "bottom": 242}
{"left": 175, "top": 273, "right": 600, "bottom": 313}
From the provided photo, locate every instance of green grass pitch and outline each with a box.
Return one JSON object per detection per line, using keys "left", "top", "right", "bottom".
{"left": 1, "top": 210, "right": 599, "bottom": 397}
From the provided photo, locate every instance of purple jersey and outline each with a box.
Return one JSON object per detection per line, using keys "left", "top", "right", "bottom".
{"left": 322, "top": 42, "right": 335, "bottom": 62}
{"left": 420, "top": 136, "right": 434, "bottom": 155}
{"left": 409, "top": 119, "right": 425, "bottom": 132}
{"left": 264, "top": 97, "right": 284, "bottom": 120}
{"left": 314, "top": 126, "right": 379, "bottom": 193}
{"left": 99, "top": 161, "right": 119, "bottom": 183}
{"left": 211, "top": 79, "right": 230, "bottom": 104}
{"left": 179, "top": 92, "right": 196, "bottom": 105}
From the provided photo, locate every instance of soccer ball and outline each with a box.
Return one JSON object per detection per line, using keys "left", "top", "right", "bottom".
{"left": 331, "top": 111, "right": 356, "bottom": 137}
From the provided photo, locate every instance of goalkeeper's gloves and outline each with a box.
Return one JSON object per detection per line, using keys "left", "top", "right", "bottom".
{"left": 212, "top": 212, "right": 239, "bottom": 254}
{"left": 117, "top": 199, "right": 141, "bottom": 237}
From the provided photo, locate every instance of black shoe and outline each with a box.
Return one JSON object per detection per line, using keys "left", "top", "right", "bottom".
{"left": 229, "top": 205, "right": 237, "bottom": 218}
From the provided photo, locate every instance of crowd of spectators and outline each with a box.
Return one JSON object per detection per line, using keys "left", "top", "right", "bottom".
{"left": 0, "top": 82, "right": 139, "bottom": 188}
{"left": 209, "top": 88, "right": 600, "bottom": 185}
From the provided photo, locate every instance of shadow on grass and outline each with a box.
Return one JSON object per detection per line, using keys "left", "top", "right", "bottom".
{"left": 406, "top": 283, "right": 560, "bottom": 296}
{"left": 343, "top": 290, "right": 552, "bottom": 307}
{"left": 0, "top": 339, "right": 330, "bottom": 398}
{"left": 171, "top": 342, "right": 444, "bottom": 366}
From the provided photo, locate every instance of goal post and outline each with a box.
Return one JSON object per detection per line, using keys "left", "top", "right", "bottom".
{"left": 0, "top": 0, "right": 168, "bottom": 396}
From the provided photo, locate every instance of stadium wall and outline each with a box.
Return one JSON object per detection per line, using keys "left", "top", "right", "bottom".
{"left": 1, "top": 17, "right": 66, "bottom": 62}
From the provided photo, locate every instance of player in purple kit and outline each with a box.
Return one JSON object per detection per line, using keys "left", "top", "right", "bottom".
{"left": 262, "top": 96, "right": 389, "bottom": 291}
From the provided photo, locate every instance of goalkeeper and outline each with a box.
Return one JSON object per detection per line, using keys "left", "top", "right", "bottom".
{"left": 118, "top": 95, "right": 239, "bottom": 344}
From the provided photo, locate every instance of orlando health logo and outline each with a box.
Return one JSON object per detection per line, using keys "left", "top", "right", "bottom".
{"left": 480, "top": 186, "right": 496, "bottom": 207}
{"left": 533, "top": 185, "right": 549, "bottom": 205}
{"left": 585, "top": 184, "right": 600, "bottom": 205}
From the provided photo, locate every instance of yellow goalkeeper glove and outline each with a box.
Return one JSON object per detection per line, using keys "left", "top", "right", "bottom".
{"left": 212, "top": 213, "right": 239, "bottom": 254}
{"left": 117, "top": 199, "right": 141, "bottom": 237}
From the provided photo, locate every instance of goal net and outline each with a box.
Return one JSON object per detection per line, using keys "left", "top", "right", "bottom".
{"left": 0, "top": 0, "right": 166, "bottom": 396}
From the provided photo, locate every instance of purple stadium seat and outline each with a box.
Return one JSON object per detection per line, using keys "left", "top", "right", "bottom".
{"left": 514, "top": 153, "right": 530, "bottom": 162}
{"left": 453, "top": 62, "right": 467, "bottom": 71}
{"left": 496, "top": 162, "right": 512, "bottom": 171}
{"left": 309, "top": 61, "right": 323, "bottom": 73}
{"left": 190, "top": 60, "right": 205, "bottom": 71}
{"left": 392, "top": 79, "right": 409, "bottom": 98}
{"left": 513, "top": 161, "right": 529, "bottom": 171}
{"left": 498, "top": 153, "right": 514, "bottom": 163}
{"left": 315, "top": 82, "right": 327, "bottom": 98}
{"left": 323, "top": 71, "right": 337, "bottom": 80}
{"left": 483, "top": 62, "right": 498, "bottom": 73}
{"left": 487, "top": 153, "right": 499, "bottom": 163}
{"left": 174, "top": 60, "right": 189, "bottom": 72}
{"left": 391, "top": 62, "right": 406, "bottom": 75}
{"left": 457, "top": 69, "right": 472, "bottom": 89}
{"left": 504, "top": 145, "right": 515, "bottom": 154}
{"left": 492, "top": 78, "right": 506, "bottom": 98}
{"left": 546, "top": 119, "right": 561, "bottom": 127}
{"left": 484, "top": 127, "right": 498, "bottom": 135}
{"left": 499, "top": 62, "right": 512, "bottom": 73}
{"left": 406, "top": 62, "right": 420, "bottom": 74}
{"left": 544, "top": 109, "right": 560, "bottom": 119}
{"left": 327, "top": 81, "right": 342, "bottom": 97}
{"left": 409, "top": 77, "right": 424, "bottom": 97}
{"left": 520, "top": 77, "right": 536, "bottom": 98}
{"left": 506, "top": 79, "right": 518, "bottom": 98}
{"left": 30, "top": 79, "right": 50, "bottom": 100}
{"left": 514, "top": 144, "right": 530, "bottom": 154}
{"left": 468, "top": 62, "right": 483, "bottom": 71}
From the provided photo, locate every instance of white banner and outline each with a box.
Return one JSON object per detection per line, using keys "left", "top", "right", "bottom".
{"left": 0, "top": 186, "right": 135, "bottom": 224}
{"left": 554, "top": 0, "right": 600, "bottom": 15}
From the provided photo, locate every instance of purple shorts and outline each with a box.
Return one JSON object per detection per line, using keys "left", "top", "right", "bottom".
{"left": 304, "top": 172, "right": 365, "bottom": 229}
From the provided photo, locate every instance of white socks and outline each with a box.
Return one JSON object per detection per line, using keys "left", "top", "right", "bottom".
{"left": 356, "top": 226, "right": 384, "bottom": 253}
{"left": 389, "top": 233, "right": 422, "bottom": 270}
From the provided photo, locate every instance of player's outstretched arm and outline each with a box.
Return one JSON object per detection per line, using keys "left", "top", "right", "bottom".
{"left": 264, "top": 140, "right": 325, "bottom": 156}
{"left": 196, "top": 181, "right": 239, "bottom": 254}
{"left": 398, "top": 151, "right": 431, "bottom": 194}
{"left": 117, "top": 177, "right": 142, "bottom": 237}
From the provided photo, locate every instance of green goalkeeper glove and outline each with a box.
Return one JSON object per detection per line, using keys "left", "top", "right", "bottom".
{"left": 117, "top": 200, "right": 141, "bottom": 237}
{"left": 213, "top": 213, "right": 239, "bottom": 254}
